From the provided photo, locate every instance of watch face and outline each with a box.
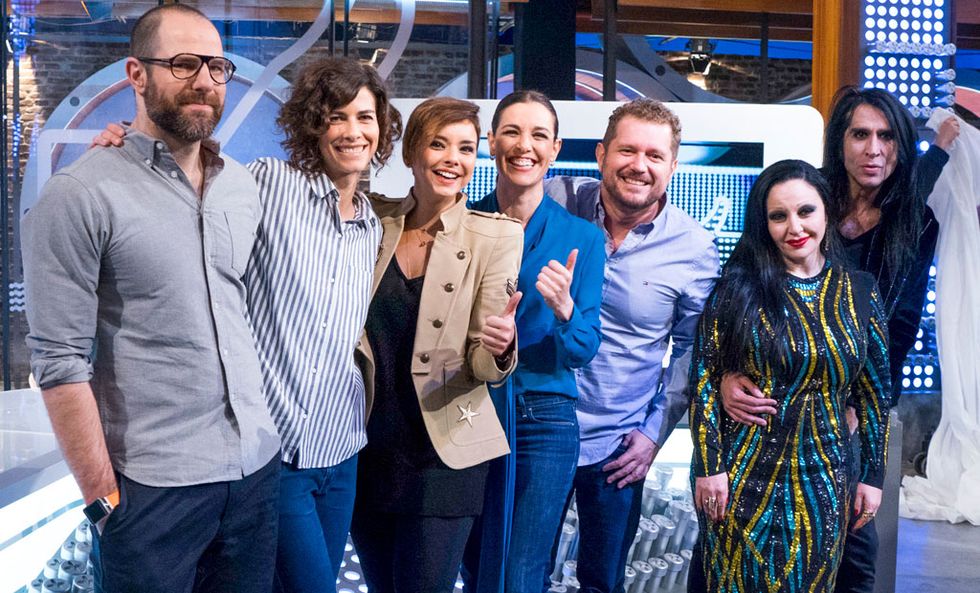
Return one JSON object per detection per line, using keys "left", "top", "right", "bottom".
{"left": 83, "top": 499, "right": 111, "bottom": 524}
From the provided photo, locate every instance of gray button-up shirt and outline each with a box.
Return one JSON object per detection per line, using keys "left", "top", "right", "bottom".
{"left": 23, "top": 130, "right": 280, "bottom": 487}
{"left": 545, "top": 176, "right": 719, "bottom": 465}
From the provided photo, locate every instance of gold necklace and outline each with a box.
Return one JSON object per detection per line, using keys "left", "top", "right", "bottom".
{"left": 409, "top": 226, "right": 433, "bottom": 248}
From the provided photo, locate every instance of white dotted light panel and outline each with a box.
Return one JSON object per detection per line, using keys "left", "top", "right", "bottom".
{"left": 860, "top": 0, "right": 956, "bottom": 118}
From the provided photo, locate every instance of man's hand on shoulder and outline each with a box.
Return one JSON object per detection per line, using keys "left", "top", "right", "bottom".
{"left": 719, "top": 373, "right": 776, "bottom": 427}
{"left": 90, "top": 122, "right": 127, "bottom": 149}
{"left": 602, "top": 429, "right": 659, "bottom": 489}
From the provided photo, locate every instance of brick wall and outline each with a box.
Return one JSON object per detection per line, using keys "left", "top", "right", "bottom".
{"left": 662, "top": 51, "right": 812, "bottom": 102}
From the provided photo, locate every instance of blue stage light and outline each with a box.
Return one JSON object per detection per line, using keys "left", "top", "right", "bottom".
{"left": 924, "top": 377, "right": 934, "bottom": 388}
{"left": 903, "top": 378, "right": 912, "bottom": 388}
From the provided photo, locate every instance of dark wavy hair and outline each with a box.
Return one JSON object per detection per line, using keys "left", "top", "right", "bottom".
{"left": 711, "top": 159, "right": 843, "bottom": 374}
{"left": 490, "top": 90, "right": 559, "bottom": 136}
{"left": 823, "top": 86, "right": 920, "bottom": 284}
{"left": 277, "top": 57, "right": 402, "bottom": 176}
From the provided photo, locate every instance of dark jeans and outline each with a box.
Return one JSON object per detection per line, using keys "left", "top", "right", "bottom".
{"left": 835, "top": 434, "right": 878, "bottom": 593}
{"left": 568, "top": 443, "right": 644, "bottom": 593}
{"left": 91, "top": 454, "right": 279, "bottom": 593}
{"left": 273, "top": 455, "right": 358, "bottom": 593}
{"left": 506, "top": 393, "right": 580, "bottom": 593}
{"left": 351, "top": 510, "right": 475, "bottom": 593}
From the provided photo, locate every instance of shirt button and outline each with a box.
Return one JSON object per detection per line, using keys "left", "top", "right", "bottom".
{"left": 432, "top": 319, "right": 443, "bottom": 328}
{"left": 222, "top": 348, "right": 229, "bottom": 356}
{"left": 302, "top": 413, "right": 308, "bottom": 419}
{"left": 321, "top": 322, "right": 327, "bottom": 329}
{"left": 170, "top": 170, "right": 179, "bottom": 179}
{"left": 456, "top": 251, "right": 466, "bottom": 260}
{"left": 444, "top": 283, "right": 455, "bottom": 293}
{"left": 155, "top": 142, "right": 164, "bottom": 149}
{"left": 144, "top": 158, "right": 152, "bottom": 166}
{"left": 420, "top": 353, "right": 430, "bottom": 363}
{"left": 311, "top": 367, "right": 318, "bottom": 374}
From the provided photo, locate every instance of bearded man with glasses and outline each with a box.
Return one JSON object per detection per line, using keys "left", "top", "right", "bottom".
{"left": 22, "top": 5, "right": 280, "bottom": 592}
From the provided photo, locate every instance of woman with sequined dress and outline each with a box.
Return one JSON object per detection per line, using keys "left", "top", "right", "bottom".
{"left": 689, "top": 160, "right": 891, "bottom": 593}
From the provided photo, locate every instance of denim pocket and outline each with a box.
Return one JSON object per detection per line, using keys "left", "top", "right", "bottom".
{"left": 521, "top": 394, "right": 577, "bottom": 427}
{"left": 102, "top": 473, "right": 129, "bottom": 534}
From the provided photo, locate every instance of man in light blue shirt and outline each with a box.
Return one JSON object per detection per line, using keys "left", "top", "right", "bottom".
{"left": 545, "top": 99, "right": 719, "bottom": 593}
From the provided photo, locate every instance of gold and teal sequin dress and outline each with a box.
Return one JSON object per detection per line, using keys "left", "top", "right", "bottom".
{"left": 689, "top": 264, "right": 891, "bottom": 593}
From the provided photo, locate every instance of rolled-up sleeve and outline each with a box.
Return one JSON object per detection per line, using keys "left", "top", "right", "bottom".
{"left": 23, "top": 174, "right": 106, "bottom": 388}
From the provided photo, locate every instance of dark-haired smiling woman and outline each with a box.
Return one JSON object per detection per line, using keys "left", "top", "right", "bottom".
{"left": 350, "top": 97, "right": 523, "bottom": 593}
{"left": 469, "top": 91, "right": 605, "bottom": 593}
{"left": 689, "top": 160, "right": 891, "bottom": 592}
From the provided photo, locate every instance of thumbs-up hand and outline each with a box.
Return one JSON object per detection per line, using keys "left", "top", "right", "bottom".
{"left": 536, "top": 248, "right": 577, "bottom": 322}
{"left": 481, "top": 291, "right": 522, "bottom": 357}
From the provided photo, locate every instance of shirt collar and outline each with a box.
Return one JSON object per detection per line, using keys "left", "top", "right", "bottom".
{"left": 594, "top": 190, "right": 665, "bottom": 237}
{"left": 306, "top": 172, "right": 372, "bottom": 221}
{"left": 121, "top": 127, "right": 225, "bottom": 181}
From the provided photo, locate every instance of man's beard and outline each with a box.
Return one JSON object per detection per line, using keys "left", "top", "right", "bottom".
{"left": 144, "top": 78, "right": 223, "bottom": 143}
{"left": 601, "top": 173, "right": 662, "bottom": 213}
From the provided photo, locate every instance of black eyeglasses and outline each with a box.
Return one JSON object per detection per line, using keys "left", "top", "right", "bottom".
{"left": 137, "top": 53, "right": 237, "bottom": 84}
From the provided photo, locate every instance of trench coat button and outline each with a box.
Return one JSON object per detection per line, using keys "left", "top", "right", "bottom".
{"left": 457, "top": 251, "right": 466, "bottom": 260}
{"left": 433, "top": 319, "right": 443, "bottom": 328}
{"left": 444, "top": 283, "right": 455, "bottom": 293}
{"left": 420, "top": 353, "right": 430, "bottom": 363}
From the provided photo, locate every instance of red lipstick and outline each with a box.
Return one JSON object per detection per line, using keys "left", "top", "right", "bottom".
{"left": 787, "top": 237, "right": 809, "bottom": 249}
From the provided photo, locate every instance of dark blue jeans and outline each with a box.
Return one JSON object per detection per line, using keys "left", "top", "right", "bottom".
{"left": 273, "top": 455, "right": 358, "bottom": 593}
{"left": 506, "top": 393, "right": 580, "bottom": 593}
{"left": 570, "top": 443, "right": 644, "bottom": 593}
{"left": 92, "top": 455, "right": 279, "bottom": 593}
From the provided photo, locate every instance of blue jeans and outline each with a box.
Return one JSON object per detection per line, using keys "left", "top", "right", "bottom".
{"left": 570, "top": 443, "right": 644, "bottom": 593}
{"left": 92, "top": 455, "right": 279, "bottom": 593}
{"left": 506, "top": 393, "right": 580, "bottom": 593}
{"left": 274, "top": 455, "right": 358, "bottom": 593}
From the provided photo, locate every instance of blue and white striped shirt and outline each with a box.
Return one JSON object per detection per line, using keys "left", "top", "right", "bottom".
{"left": 245, "top": 157, "right": 382, "bottom": 469}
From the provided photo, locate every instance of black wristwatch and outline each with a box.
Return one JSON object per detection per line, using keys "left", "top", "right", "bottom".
{"left": 83, "top": 491, "right": 118, "bottom": 525}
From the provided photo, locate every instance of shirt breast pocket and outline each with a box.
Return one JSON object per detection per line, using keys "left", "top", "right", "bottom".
{"left": 222, "top": 210, "right": 258, "bottom": 276}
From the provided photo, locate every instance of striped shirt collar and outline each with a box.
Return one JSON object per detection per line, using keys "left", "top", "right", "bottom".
{"left": 305, "top": 170, "right": 369, "bottom": 221}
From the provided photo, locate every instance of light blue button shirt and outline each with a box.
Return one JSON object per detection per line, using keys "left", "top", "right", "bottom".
{"left": 545, "top": 176, "right": 720, "bottom": 465}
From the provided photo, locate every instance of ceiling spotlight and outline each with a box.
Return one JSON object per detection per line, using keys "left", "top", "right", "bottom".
{"left": 687, "top": 38, "right": 716, "bottom": 76}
